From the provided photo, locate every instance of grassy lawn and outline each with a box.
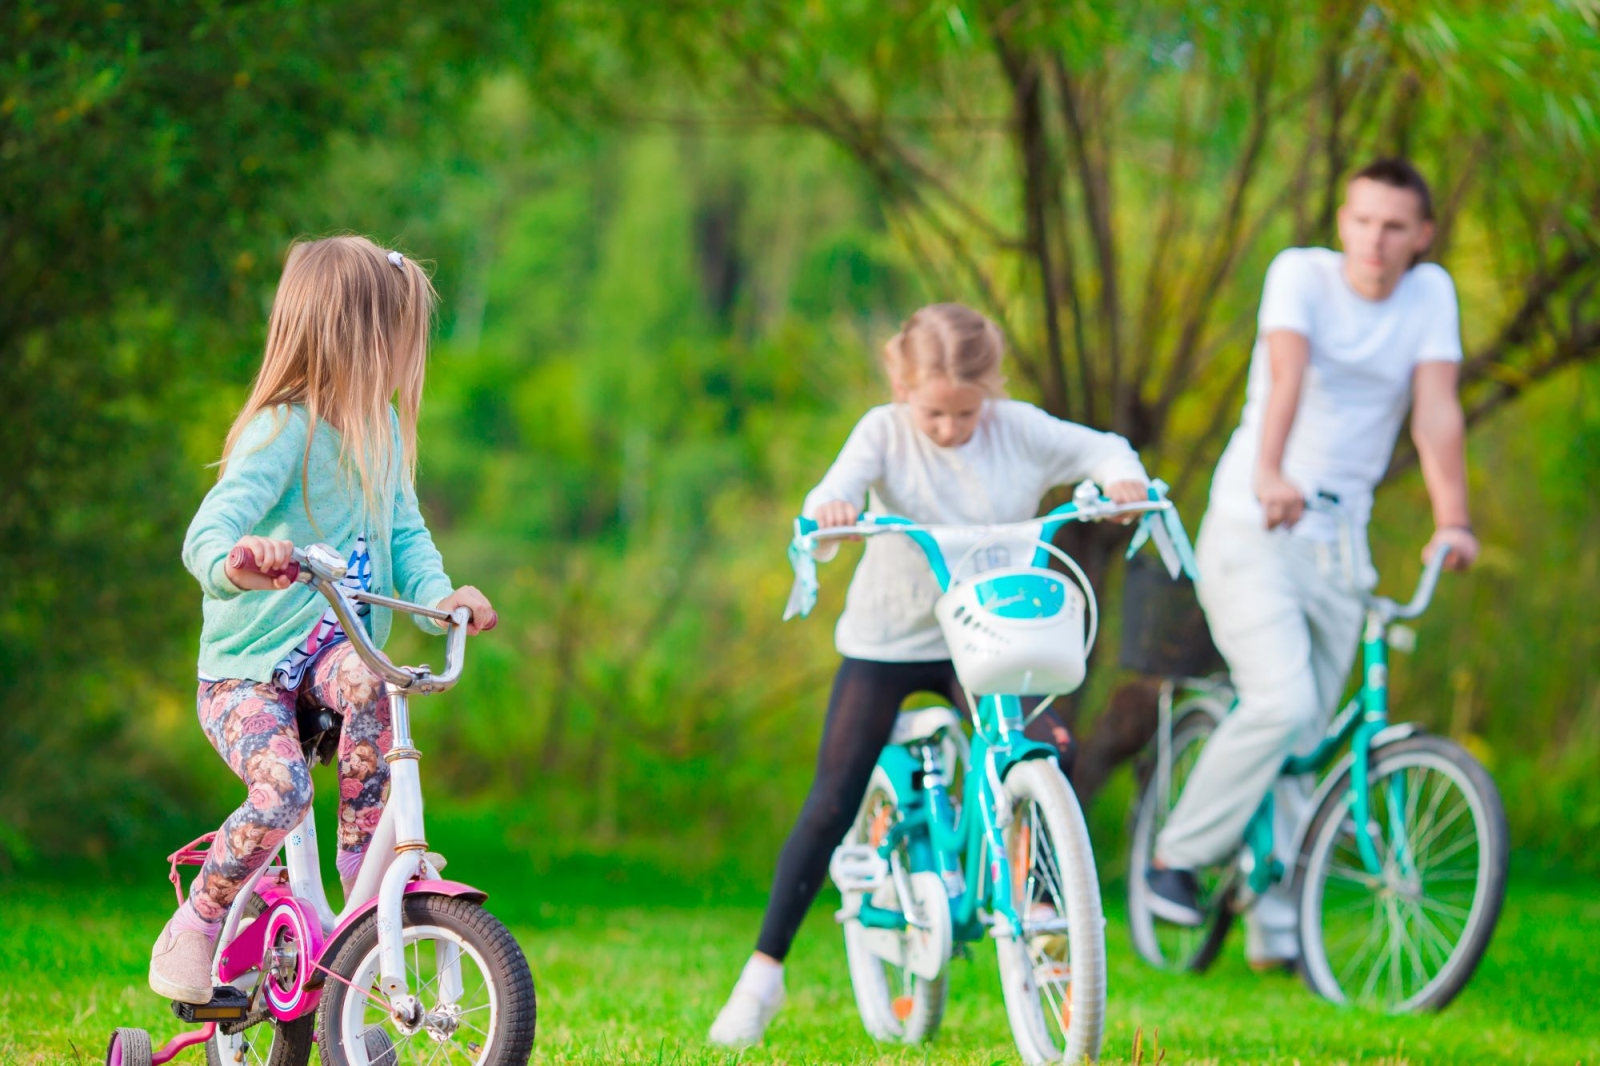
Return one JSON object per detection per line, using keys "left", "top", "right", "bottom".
{"left": 2, "top": 829, "right": 1596, "bottom": 1066}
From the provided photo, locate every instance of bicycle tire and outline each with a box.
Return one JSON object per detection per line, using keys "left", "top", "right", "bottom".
{"left": 1127, "top": 703, "right": 1235, "bottom": 972}
{"left": 107, "top": 1028, "right": 153, "bottom": 1066}
{"left": 995, "top": 758, "right": 1105, "bottom": 1064}
{"left": 316, "top": 895, "right": 535, "bottom": 1065}
{"left": 1295, "top": 733, "right": 1508, "bottom": 1012}
{"left": 839, "top": 765, "right": 950, "bottom": 1044}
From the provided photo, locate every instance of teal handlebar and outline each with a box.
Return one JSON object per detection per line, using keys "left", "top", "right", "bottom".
{"left": 784, "top": 480, "right": 1198, "bottom": 621}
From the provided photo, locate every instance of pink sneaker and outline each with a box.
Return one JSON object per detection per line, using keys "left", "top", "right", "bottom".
{"left": 148, "top": 920, "right": 214, "bottom": 1004}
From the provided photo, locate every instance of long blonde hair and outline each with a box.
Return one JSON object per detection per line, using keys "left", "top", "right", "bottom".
{"left": 220, "top": 236, "right": 437, "bottom": 525}
{"left": 882, "top": 302, "right": 1007, "bottom": 397}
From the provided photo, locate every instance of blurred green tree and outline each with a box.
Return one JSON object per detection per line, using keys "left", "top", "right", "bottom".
{"left": 0, "top": 1, "right": 504, "bottom": 867}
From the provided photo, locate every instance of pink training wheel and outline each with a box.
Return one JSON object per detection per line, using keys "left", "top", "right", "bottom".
{"left": 106, "top": 1028, "right": 153, "bottom": 1066}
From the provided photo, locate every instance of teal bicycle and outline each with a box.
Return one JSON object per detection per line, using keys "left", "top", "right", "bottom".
{"left": 788, "top": 481, "right": 1198, "bottom": 1064}
{"left": 1127, "top": 505, "right": 1509, "bottom": 1012}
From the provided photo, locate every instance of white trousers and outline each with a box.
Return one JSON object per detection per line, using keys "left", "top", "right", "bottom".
{"left": 1154, "top": 515, "right": 1369, "bottom": 957}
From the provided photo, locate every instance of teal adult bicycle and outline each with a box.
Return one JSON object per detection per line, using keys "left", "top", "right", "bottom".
{"left": 788, "top": 481, "right": 1198, "bottom": 1064}
{"left": 1127, "top": 507, "right": 1508, "bottom": 1012}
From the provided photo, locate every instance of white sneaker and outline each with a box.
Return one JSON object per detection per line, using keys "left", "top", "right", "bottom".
{"left": 707, "top": 982, "right": 785, "bottom": 1048}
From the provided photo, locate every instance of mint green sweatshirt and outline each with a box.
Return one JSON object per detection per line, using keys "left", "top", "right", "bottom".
{"left": 182, "top": 405, "right": 455, "bottom": 683}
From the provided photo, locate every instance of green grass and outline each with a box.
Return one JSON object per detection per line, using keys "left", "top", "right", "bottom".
{"left": 3, "top": 827, "right": 1596, "bottom": 1066}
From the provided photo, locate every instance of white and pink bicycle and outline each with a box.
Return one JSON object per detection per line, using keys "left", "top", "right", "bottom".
{"left": 105, "top": 543, "right": 536, "bottom": 1066}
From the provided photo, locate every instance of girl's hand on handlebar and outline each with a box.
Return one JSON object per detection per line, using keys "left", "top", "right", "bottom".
{"left": 813, "top": 501, "right": 862, "bottom": 540}
{"left": 225, "top": 536, "right": 298, "bottom": 591}
{"left": 1424, "top": 527, "right": 1478, "bottom": 571}
{"left": 1105, "top": 479, "right": 1149, "bottom": 524}
{"left": 436, "top": 586, "right": 498, "bottom": 635}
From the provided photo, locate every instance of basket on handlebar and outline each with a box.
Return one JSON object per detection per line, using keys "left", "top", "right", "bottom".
{"left": 1118, "top": 552, "right": 1224, "bottom": 678}
{"left": 935, "top": 566, "right": 1091, "bottom": 696}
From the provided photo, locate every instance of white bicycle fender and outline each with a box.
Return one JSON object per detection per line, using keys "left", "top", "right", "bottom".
{"left": 861, "top": 871, "right": 951, "bottom": 981}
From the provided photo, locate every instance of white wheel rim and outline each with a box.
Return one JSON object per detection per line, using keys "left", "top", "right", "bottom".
{"left": 337, "top": 922, "right": 500, "bottom": 1064}
{"left": 997, "top": 761, "right": 1105, "bottom": 1065}
{"left": 1302, "top": 747, "right": 1494, "bottom": 1011}
{"left": 1010, "top": 798, "right": 1074, "bottom": 1055}
{"left": 861, "top": 785, "right": 917, "bottom": 1036}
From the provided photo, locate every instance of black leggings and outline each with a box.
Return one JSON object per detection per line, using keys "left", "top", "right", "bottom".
{"left": 754, "top": 657, "right": 1075, "bottom": 961}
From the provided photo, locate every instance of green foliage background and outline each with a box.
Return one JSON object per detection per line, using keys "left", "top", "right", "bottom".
{"left": 2, "top": 2, "right": 1598, "bottom": 883}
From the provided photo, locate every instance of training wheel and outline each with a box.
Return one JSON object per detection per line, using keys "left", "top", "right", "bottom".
{"left": 106, "top": 1028, "right": 153, "bottom": 1066}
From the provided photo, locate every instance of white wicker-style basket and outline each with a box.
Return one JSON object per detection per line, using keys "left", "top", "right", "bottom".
{"left": 934, "top": 540, "right": 1098, "bottom": 696}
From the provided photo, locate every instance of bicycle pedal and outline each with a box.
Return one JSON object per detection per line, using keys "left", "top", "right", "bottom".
{"left": 171, "top": 986, "right": 251, "bottom": 1023}
{"left": 829, "top": 844, "right": 888, "bottom": 893}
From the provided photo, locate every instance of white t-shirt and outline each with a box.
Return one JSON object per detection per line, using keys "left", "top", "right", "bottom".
{"left": 803, "top": 399, "right": 1147, "bottom": 661}
{"left": 1209, "top": 248, "right": 1462, "bottom": 540}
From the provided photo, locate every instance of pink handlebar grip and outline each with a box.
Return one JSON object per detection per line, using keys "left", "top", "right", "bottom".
{"left": 227, "top": 545, "right": 301, "bottom": 583}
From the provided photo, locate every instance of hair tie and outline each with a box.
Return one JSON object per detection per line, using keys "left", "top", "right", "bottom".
{"left": 387, "top": 250, "right": 405, "bottom": 270}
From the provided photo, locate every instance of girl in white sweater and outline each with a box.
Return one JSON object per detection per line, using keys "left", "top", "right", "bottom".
{"left": 709, "top": 303, "right": 1149, "bottom": 1047}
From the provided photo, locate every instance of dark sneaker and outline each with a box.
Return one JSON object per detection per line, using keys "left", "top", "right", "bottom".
{"left": 1145, "top": 866, "right": 1205, "bottom": 927}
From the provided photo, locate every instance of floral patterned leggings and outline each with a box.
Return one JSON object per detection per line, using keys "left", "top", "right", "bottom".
{"left": 188, "top": 642, "right": 392, "bottom": 920}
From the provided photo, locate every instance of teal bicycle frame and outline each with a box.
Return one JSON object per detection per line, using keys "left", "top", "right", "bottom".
{"left": 790, "top": 482, "right": 1199, "bottom": 942}
{"left": 1235, "top": 536, "right": 1453, "bottom": 897}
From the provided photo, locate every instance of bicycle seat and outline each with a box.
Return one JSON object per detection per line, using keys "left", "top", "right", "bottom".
{"left": 295, "top": 700, "right": 342, "bottom": 766}
{"left": 889, "top": 706, "right": 965, "bottom": 747}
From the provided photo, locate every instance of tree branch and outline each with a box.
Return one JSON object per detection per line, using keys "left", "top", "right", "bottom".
{"left": 1150, "top": 19, "right": 1284, "bottom": 437}
{"left": 1053, "top": 54, "right": 1123, "bottom": 431}
{"left": 992, "top": 34, "right": 1073, "bottom": 418}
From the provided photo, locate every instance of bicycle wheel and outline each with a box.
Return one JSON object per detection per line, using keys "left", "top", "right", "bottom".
{"left": 1127, "top": 704, "right": 1235, "bottom": 972}
{"left": 208, "top": 896, "right": 315, "bottom": 1066}
{"left": 1296, "top": 733, "right": 1508, "bottom": 1012}
{"left": 316, "top": 895, "right": 536, "bottom": 1065}
{"left": 106, "top": 1028, "right": 153, "bottom": 1066}
{"left": 995, "top": 758, "right": 1105, "bottom": 1065}
{"left": 839, "top": 765, "right": 950, "bottom": 1044}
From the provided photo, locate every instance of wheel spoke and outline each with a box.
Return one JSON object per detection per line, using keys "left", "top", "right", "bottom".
{"left": 1406, "top": 898, "right": 1457, "bottom": 967}
{"left": 1405, "top": 769, "right": 1452, "bottom": 856}
{"left": 1335, "top": 897, "right": 1386, "bottom": 989}
{"left": 1416, "top": 822, "right": 1478, "bottom": 873}
{"left": 1384, "top": 897, "right": 1408, "bottom": 1006}
{"left": 1410, "top": 791, "right": 1471, "bottom": 865}
{"left": 1399, "top": 900, "right": 1430, "bottom": 996}
{"left": 1325, "top": 862, "right": 1382, "bottom": 887}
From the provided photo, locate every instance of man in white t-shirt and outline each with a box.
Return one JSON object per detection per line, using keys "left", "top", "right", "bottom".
{"left": 1145, "top": 159, "right": 1479, "bottom": 967}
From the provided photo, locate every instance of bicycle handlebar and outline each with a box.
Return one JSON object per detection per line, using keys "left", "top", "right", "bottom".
{"left": 1376, "top": 543, "right": 1452, "bottom": 621}
{"left": 1300, "top": 493, "right": 1453, "bottom": 622}
{"left": 796, "top": 500, "right": 1170, "bottom": 545}
{"left": 784, "top": 479, "right": 1200, "bottom": 620}
{"left": 229, "top": 543, "right": 471, "bottom": 694}
{"left": 228, "top": 545, "right": 301, "bottom": 584}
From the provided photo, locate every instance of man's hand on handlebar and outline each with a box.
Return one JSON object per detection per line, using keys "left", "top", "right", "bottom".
{"left": 436, "top": 586, "right": 499, "bottom": 635}
{"left": 1254, "top": 468, "right": 1304, "bottom": 529}
{"left": 1424, "top": 526, "right": 1478, "bottom": 571}
{"left": 226, "top": 536, "right": 298, "bottom": 590}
